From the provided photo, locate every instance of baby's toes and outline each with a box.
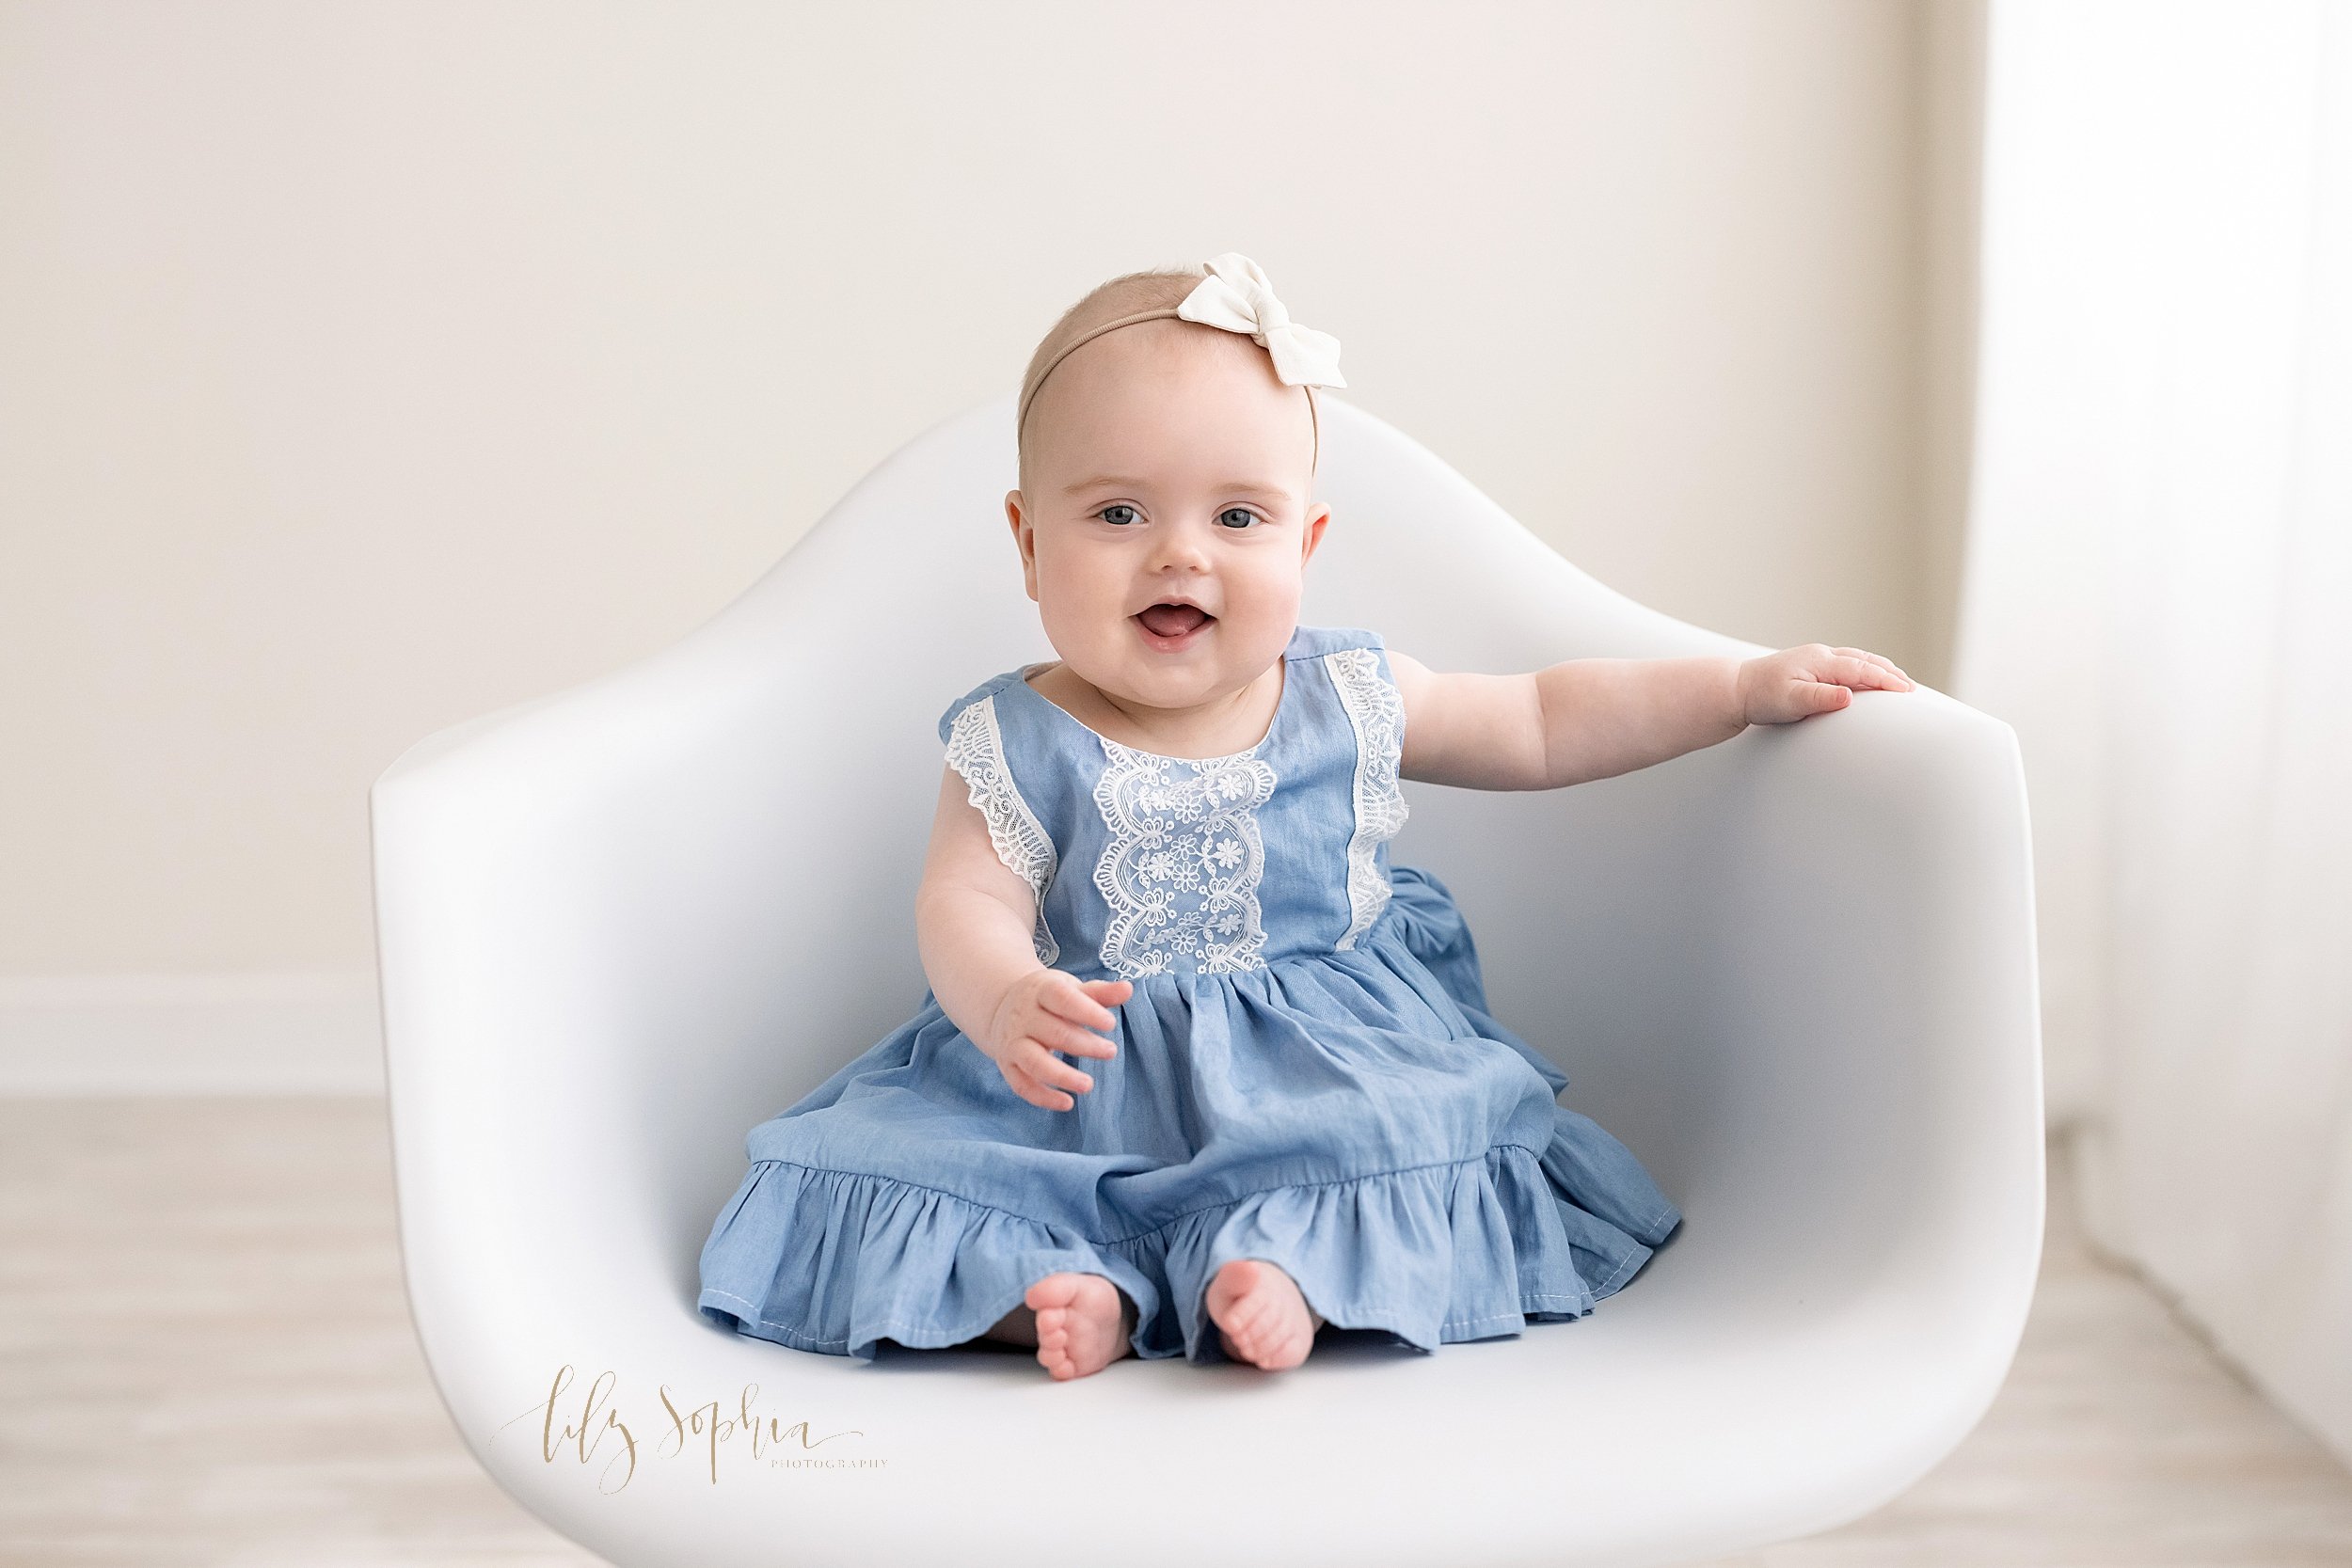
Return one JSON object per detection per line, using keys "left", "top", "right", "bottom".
{"left": 1036, "top": 1329, "right": 1077, "bottom": 1379}
{"left": 1025, "top": 1273, "right": 1128, "bottom": 1381}
{"left": 1220, "top": 1319, "right": 1291, "bottom": 1369}
{"left": 1221, "top": 1290, "right": 1270, "bottom": 1332}
{"left": 1242, "top": 1313, "right": 1310, "bottom": 1368}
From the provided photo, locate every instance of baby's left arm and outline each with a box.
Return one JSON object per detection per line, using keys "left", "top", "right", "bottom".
{"left": 1386, "top": 644, "right": 1915, "bottom": 790}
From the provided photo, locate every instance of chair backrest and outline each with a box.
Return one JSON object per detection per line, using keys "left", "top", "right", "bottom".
{"left": 681, "top": 395, "right": 1758, "bottom": 1157}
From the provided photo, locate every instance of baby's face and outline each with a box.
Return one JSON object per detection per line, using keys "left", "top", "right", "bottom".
{"left": 1008, "top": 321, "right": 1331, "bottom": 717}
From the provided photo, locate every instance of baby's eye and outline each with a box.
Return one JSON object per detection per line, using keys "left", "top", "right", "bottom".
{"left": 1217, "top": 507, "right": 1260, "bottom": 530}
{"left": 1098, "top": 504, "right": 1140, "bottom": 527}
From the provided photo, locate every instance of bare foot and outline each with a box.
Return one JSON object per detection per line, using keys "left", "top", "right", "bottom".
{"left": 1204, "top": 1259, "right": 1326, "bottom": 1370}
{"left": 1025, "top": 1272, "right": 1136, "bottom": 1381}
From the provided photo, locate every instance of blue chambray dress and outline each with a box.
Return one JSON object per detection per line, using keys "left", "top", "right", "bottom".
{"left": 696, "top": 623, "right": 1681, "bottom": 1366}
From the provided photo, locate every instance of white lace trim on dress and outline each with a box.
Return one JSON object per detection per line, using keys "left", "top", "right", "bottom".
{"left": 1325, "top": 646, "right": 1410, "bottom": 948}
{"left": 1090, "top": 736, "right": 1278, "bottom": 977}
{"left": 943, "top": 694, "right": 1060, "bottom": 965}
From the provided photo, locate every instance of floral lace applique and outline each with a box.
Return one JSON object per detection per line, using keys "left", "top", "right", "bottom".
{"left": 1090, "top": 738, "right": 1278, "bottom": 976}
{"left": 942, "top": 694, "right": 1060, "bottom": 965}
{"left": 1325, "top": 647, "right": 1410, "bottom": 948}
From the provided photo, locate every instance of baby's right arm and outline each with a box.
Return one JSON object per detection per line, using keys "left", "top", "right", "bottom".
{"left": 916, "top": 764, "right": 1132, "bottom": 1111}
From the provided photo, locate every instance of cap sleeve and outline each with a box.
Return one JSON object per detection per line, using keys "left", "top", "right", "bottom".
{"left": 935, "top": 673, "right": 1061, "bottom": 966}
{"left": 938, "top": 691, "right": 978, "bottom": 747}
{"left": 1318, "top": 628, "right": 1410, "bottom": 950}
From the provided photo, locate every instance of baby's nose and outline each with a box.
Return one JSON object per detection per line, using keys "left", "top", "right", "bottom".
{"left": 1145, "top": 533, "right": 1214, "bottom": 572}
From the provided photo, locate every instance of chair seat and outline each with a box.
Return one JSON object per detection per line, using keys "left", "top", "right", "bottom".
{"left": 371, "top": 394, "right": 2042, "bottom": 1566}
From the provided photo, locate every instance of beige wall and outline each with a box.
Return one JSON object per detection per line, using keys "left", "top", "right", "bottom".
{"left": 0, "top": 0, "right": 1980, "bottom": 986}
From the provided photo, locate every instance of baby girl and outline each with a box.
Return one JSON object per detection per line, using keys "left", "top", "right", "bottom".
{"left": 697, "top": 253, "right": 1913, "bottom": 1381}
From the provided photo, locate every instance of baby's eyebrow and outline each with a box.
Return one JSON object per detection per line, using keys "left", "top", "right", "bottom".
{"left": 1061, "top": 474, "right": 1295, "bottom": 503}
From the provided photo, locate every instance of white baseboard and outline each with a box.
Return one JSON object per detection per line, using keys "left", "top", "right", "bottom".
{"left": 0, "top": 972, "right": 385, "bottom": 1095}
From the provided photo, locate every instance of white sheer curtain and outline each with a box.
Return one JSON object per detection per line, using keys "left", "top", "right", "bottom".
{"left": 1955, "top": 1, "right": 2352, "bottom": 1464}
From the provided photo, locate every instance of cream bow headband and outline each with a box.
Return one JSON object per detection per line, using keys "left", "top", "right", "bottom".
{"left": 1016, "top": 252, "right": 1346, "bottom": 467}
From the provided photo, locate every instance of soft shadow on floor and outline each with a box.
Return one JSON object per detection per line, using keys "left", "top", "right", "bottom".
{"left": 2, "top": 1100, "right": 2349, "bottom": 1566}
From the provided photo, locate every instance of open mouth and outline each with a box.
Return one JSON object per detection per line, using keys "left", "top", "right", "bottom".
{"left": 1136, "top": 602, "right": 1214, "bottom": 643}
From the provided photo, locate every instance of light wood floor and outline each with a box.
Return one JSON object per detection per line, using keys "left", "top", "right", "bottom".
{"left": 3, "top": 1100, "right": 2350, "bottom": 1566}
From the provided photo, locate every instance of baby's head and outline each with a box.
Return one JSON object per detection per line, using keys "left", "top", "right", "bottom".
{"left": 1007, "top": 256, "right": 1338, "bottom": 716}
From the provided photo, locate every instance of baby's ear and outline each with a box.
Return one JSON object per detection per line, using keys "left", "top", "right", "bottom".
{"left": 1300, "top": 501, "right": 1331, "bottom": 563}
{"left": 1005, "top": 490, "right": 1041, "bottom": 597}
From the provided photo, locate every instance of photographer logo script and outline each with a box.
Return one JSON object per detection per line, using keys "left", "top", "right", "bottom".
{"left": 497, "top": 1364, "right": 882, "bottom": 1490}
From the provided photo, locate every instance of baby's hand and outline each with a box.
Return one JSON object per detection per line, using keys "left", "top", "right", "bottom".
{"left": 1737, "top": 643, "right": 1915, "bottom": 725}
{"left": 979, "top": 970, "right": 1134, "bottom": 1112}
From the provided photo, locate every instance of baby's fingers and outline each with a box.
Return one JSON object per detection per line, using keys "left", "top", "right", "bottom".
{"left": 1043, "top": 974, "right": 1127, "bottom": 1031}
{"left": 1791, "top": 681, "right": 1853, "bottom": 717}
{"left": 1031, "top": 1014, "right": 1119, "bottom": 1059}
{"left": 1829, "top": 648, "right": 1915, "bottom": 689}
{"left": 1001, "top": 1060, "right": 1077, "bottom": 1113}
{"left": 1814, "top": 654, "right": 1892, "bottom": 691}
{"left": 1012, "top": 1037, "right": 1096, "bottom": 1100}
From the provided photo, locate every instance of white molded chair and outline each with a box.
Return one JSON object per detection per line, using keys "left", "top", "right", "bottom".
{"left": 371, "top": 393, "right": 2042, "bottom": 1568}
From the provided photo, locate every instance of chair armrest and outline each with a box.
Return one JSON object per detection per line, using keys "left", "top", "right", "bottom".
{"left": 369, "top": 623, "right": 944, "bottom": 1360}
{"left": 1396, "top": 681, "right": 2044, "bottom": 1505}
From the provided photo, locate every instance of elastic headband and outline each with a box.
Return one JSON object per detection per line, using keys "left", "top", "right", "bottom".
{"left": 1016, "top": 253, "right": 1346, "bottom": 469}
